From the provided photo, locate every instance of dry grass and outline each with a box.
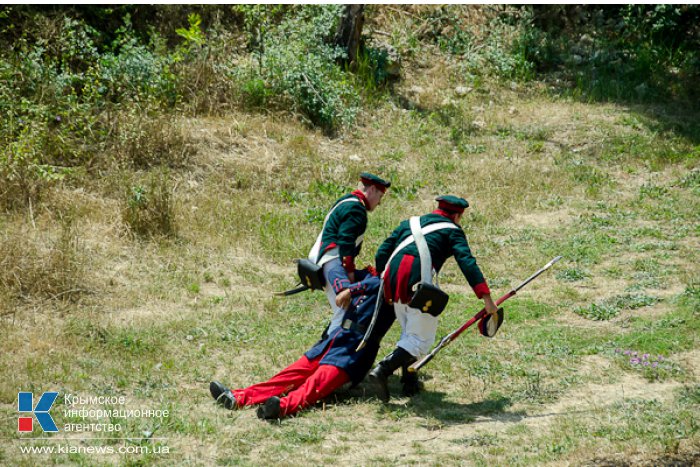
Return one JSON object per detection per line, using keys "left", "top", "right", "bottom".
{"left": 121, "top": 169, "right": 177, "bottom": 238}
{"left": 108, "top": 111, "right": 197, "bottom": 170}
{"left": 0, "top": 212, "right": 86, "bottom": 315}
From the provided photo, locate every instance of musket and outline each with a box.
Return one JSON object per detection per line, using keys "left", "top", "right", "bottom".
{"left": 408, "top": 256, "right": 562, "bottom": 373}
{"left": 273, "top": 284, "right": 309, "bottom": 296}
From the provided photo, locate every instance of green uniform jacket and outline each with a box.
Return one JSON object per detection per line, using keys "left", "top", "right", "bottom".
{"left": 375, "top": 212, "right": 490, "bottom": 303}
{"left": 318, "top": 190, "right": 368, "bottom": 273}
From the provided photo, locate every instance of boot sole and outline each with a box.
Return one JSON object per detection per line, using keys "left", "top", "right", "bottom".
{"left": 209, "top": 381, "right": 227, "bottom": 400}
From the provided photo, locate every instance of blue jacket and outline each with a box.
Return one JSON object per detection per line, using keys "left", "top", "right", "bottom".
{"left": 305, "top": 267, "right": 395, "bottom": 384}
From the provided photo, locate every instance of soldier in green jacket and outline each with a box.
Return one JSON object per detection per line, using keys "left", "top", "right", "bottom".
{"left": 308, "top": 172, "right": 390, "bottom": 331}
{"left": 368, "top": 195, "right": 498, "bottom": 401}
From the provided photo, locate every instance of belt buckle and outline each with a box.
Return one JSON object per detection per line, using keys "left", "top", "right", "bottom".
{"left": 342, "top": 319, "right": 352, "bottom": 330}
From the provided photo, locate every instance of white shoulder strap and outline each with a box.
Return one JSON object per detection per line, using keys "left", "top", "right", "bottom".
{"left": 410, "top": 216, "right": 433, "bottom": 286}
{"left": 308, "top": 197, "right": 361, "bottom": 264}
{"left": 382, "top": 221, "right": 459, "bottom": 277}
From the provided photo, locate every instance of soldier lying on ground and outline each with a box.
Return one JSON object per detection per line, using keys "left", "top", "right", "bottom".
{"left": 209, "top": 264, "right": 395, "bottom": 420}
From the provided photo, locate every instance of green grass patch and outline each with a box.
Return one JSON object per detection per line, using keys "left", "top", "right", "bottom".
{"left": 575, "top": 293, "right": 660, "bottom": 321}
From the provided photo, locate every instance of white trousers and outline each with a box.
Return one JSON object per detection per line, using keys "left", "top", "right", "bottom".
{"left": 394, "top": 301, "right": 439, "bottom": 358}
{"left": 322, "top": 258, "right": 346, "bottom": 331}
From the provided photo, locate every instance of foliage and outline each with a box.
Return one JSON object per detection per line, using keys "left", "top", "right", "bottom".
{"left": 520, "top": 5, "right": 700, "bottom": 105}
{"left": 351, "top": 41, "right": 398, "bottom": 98}
{"left": 175, "top": 13, "right": 205, "bottom": 46}
{"left": 233, "top": 5, "right": 360, "bottom": 132}
{"left": 0, "top": 11, "right": 198, "bottom": 215}
{"left": 0, "top": 126, "right": 71, "bottom": 210}
{"left": 410, "top": 6, "right": 536, "bottom": 81}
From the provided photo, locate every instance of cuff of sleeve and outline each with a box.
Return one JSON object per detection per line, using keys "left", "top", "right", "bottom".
{"left": 342, "top": 256, "right": 356, "bottom": 274}
{"left": 332, "top": 277, "right": 351, "bottom": 295}
{"left": 348, "top": 281, "right": 366, "bottom": 297}
{"left": 473, "top": 282, "right": 491, "bottom": 299}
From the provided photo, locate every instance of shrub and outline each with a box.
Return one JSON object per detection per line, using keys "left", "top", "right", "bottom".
{"left": 233, "top": 5, "right": 360, "bottom": 132}
{"left": 421, "top": 6, "right": 536, "bottom": 81}
{"left": 0, "top": 126, "right": 71, "bottom": 211}
{"left": 171, "top": 14, "right": 241, "bottom": 114}
{"left": 351, "top": 43, "right": 397, "bottom": 97}
{"left": 93, "top": 38, "right": 177, "bottom": 105}
{"left": 519, "top": 5, "right": 700, "bottom": 105}
{"left": 122, "top": 170, "right": 176, "bottom": 238}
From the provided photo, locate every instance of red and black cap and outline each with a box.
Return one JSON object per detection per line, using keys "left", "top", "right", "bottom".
{"left": 360, "top": 172, "right": 391, "bottom": 193}
{"left": 436, "top": 195, "right": 469, "bottom": 214}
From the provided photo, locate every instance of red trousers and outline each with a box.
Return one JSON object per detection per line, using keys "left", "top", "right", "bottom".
{"left": 232, "top": 355, "right": 349, "bottom": 417}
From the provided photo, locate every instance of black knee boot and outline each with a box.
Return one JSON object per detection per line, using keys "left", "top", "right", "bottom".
{"left": 368, "top": 347, "right": 416, "bottom": 402}
{"left": 400, "top": 366, "right": 422, "bottom": 397}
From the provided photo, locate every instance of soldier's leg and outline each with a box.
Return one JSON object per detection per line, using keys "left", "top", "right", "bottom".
{"left": 368, "top": 302, "right": 418, "bottom": 402}
{"left": 231, "top": 355, "right": 320, "bottom": 407}
{"left": 399, "top": 305, "right": 439, "bottom": 358}
{"left": 400, "top": 365, "right": 422, "bottom": 397}
{"left": 397, "top": 305, "right": 438, "bottom": 397}
{"left": 257, "top": 365, "right": 350, "bottom": 419}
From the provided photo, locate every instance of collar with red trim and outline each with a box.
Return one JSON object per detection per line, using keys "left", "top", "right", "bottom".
{"left": 351, "top": 190, "right": 369, "bottom": 208}
{"left": 432, "top": 209, "right": 460, "bottom": 224}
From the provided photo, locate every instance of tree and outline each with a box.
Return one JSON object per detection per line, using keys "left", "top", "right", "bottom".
{"left": 334, "top": 4, "right": 364, "bottom": 68}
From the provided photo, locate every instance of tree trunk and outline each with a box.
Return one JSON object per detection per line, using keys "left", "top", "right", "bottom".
{"left": 334, "top": 4, "right": 365, "bottom": 68}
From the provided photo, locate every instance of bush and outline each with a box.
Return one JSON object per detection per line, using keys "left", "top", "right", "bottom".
{"left": 519, "top": 5, "right": 700, "bottom": 105}
{"left": 233, "top": 5, "right": 360, "bottom": 132}
{"left": 122, "top": 170, "right": 176, "bottom": 238}
{"left": 0, "top": 126, "right": 71, "bottom": 211}
{"left": 351, "top": 44, "right": 397, "bottom": 97}
{"left": 418, "top": 6, "right": 535, "bottom": 81}
{"left": 170, "top": 13, "right": 242, "bottom": 115}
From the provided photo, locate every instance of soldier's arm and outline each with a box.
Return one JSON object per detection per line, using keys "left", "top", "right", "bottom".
{"left": 347, "top": 274, "right": 381, "bottom": 297}
{"left": 336, "top": 206, "right": 367, "bottom": 275}
{"left": 450, "top": 229, "right": 491, "bottom": 299}
{"left": 335, "top": 270, "right": 380, "bottom": 309}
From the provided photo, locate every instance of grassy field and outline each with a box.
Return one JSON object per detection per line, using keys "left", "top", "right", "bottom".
{"left": 1, "top": 8, "right": 699, "bottom": 466}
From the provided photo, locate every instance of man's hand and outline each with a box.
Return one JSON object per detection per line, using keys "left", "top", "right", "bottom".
{"left": 483, "top": 294, "right": 498, "bottom": 316}
{"left": 336, "top": 289, "right": 352, "bottom": 309}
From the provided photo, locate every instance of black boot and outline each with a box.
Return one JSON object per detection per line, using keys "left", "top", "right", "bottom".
{"left": 209, "top": 381, "right": 237, "bottom": 410}
{"left": 400, "top": 366, "right": 423, "bottom": 397}
{"left": 368, "top": 347, "right": 416, "bottom": 402}
{"left": 256, "top": 396, "right": 281, "bottom": 420}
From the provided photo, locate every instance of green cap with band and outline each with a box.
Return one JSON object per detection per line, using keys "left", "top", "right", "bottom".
{"left": 436, "top": 195, "right": 469, "bottom": 213}
{"left": 360, "top": 172, "right": 391, "bottom": 192}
